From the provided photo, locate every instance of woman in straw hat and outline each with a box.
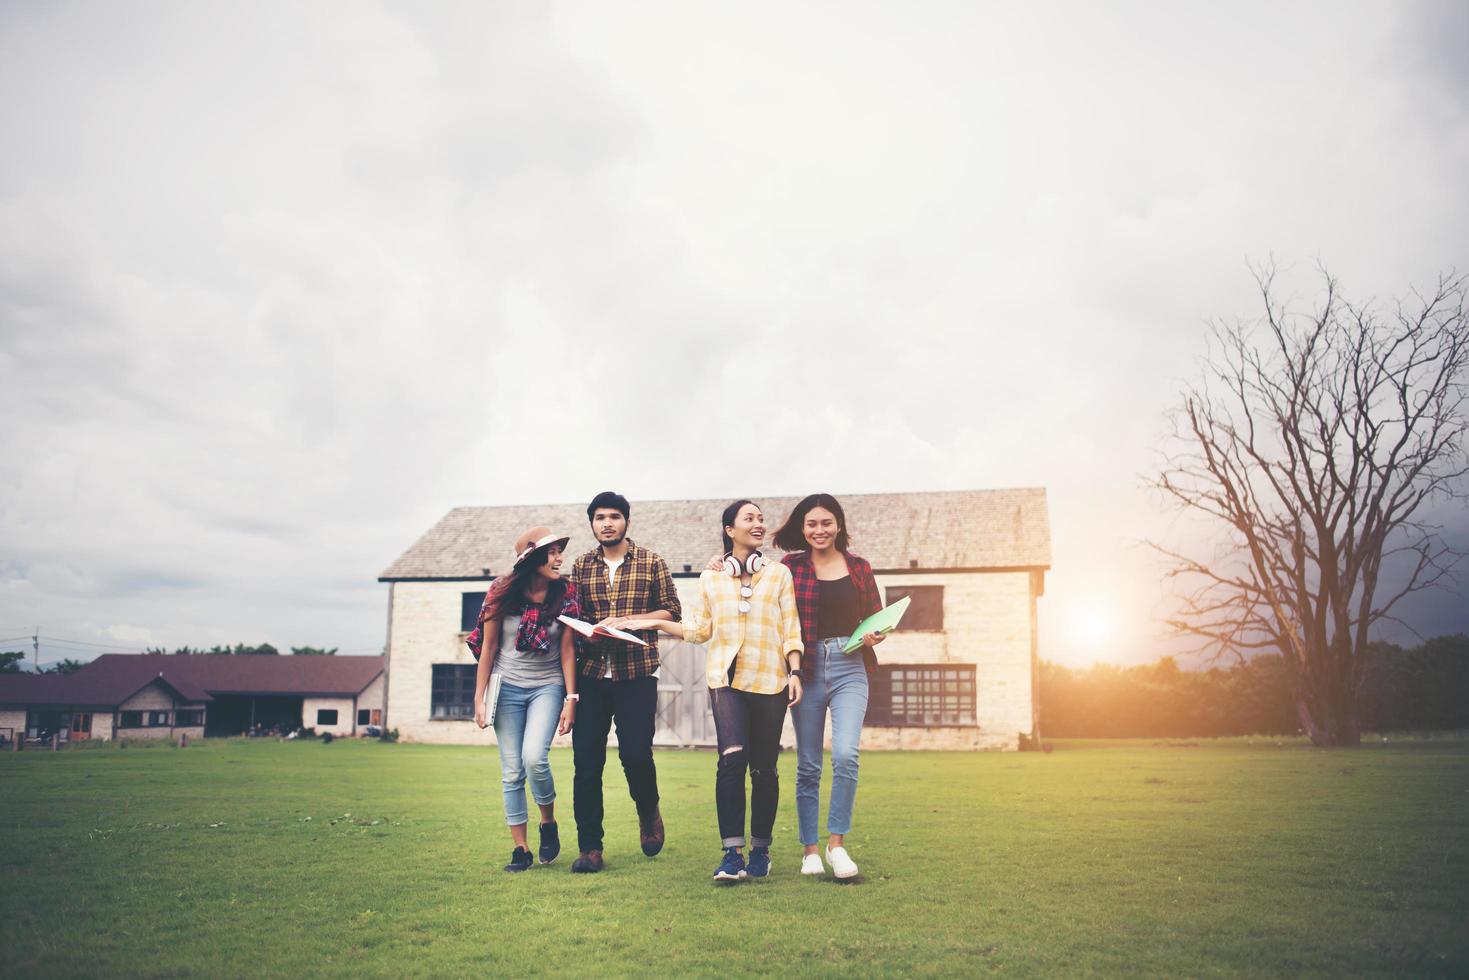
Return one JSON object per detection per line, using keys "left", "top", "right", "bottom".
{"left": 467, "top": 526, "right": 581, "bottom": 872}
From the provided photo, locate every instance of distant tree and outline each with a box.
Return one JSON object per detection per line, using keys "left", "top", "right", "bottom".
{"left": 290, "top": 647, "right": 337, "bottom": 656}
{"left": 0, "top": 651, "right": 27, "bottom": 674}
{"left": 40, "top": 658, "right": 86, "bottom": 675}
{"left": 1152, "top": 266, "right": 1469, "bottom": 746}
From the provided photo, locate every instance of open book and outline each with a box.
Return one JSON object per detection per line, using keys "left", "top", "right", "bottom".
{"left": 557, "top": 615, "right": 649, "bottom": 647}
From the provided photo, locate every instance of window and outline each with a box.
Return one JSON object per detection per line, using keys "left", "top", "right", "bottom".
{"left": 867, "top": 665, "right": 976, "bottom": 727}
{"left": 358, "top": 708, "right": 371, "bottom": 725}
{"left": 462, "top": 591, "right": 489, "bottom": 632}
{"left": 175, "top": 709, "right": 204, "bottom": 726}
{"left": 71, "top": 713, "right": 92, "bottom": 735}
{"left": 371, "top": 709, "right": 381, "bottom": 725}
{"left": 885, "top": 586, "right": 944, "bottom": 631}
{"left": 120, "top": 711, "right": 142, "bottom": 728}
{"left": 316, "top": 709, "right": 339, "bottom": 726}
{"left": 431, "top": 664, "right": 477, "bottom": 720}
{"left": 147, "top": 710, "right": 170, "bottom": 727}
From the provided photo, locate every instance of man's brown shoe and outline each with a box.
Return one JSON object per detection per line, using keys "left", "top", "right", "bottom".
{"left": 570, "top": 850, "right": 604, "bottom": 873}
{"left": 639, "top": 807, "right": 665, "bottom": 857}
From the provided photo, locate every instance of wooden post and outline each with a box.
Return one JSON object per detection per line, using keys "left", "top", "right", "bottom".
{"left": 50, "top": 732, "right": 59, "bottom": 751}
{"left": 179, "top": 732, "right": 188, "bottom": 748}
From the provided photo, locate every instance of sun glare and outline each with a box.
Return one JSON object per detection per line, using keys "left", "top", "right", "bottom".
{"left": 1069, "top": 601, "right": 1117, "bottom": 653}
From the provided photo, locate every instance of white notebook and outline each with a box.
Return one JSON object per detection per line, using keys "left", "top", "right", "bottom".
{"left": 485, "top": 672, "right": 503, "bottom": 726}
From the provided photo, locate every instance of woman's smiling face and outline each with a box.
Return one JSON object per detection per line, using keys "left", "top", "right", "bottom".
{"left": 726, "top": 503, "right": 765, "bottom": 551}
{"left": 536, "top": 545, "right": 564, "bottom": 581}
{"left": 803, "top": 506, "right": 840, "bottom": 552}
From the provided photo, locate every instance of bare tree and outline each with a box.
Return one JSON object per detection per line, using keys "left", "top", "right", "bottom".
{"left": 1152, "top": 265, "right": 1469, "bottom": 746}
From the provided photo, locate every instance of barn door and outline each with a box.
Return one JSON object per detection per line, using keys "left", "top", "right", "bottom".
{"left": 654, "top": 641, "right": 716, "bottom": 747}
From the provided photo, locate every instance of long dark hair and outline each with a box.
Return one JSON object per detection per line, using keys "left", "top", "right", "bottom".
{"left": 480, "top": 547, "right": 567, "bottom": 625}
{"left": 773, "top": 493, "right": 850, "bottom": 552}
{"left": 720, "top": 499, "right": 758, "bottom": 554}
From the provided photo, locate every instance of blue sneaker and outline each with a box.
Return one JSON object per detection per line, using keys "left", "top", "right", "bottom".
{"left": 745, "top": 846, "right": 771, "bottom": 879}
{"left": 713, "top": 847, "right": 746, "bottom": 882}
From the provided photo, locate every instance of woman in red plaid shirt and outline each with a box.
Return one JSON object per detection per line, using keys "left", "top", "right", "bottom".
{"left": 774, "top": 494, "right": 887, "bottom": 880}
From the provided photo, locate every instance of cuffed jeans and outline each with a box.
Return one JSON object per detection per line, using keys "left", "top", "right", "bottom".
{"left": 572, "top": 675, "right": 660, "bottom": 853}
{"left": 492, "top": 680, "right": 565, "bottom": 826}
{"left": 709, "top": 686, "right": 788, "bottom": 849}
{"left": 792, "top": 636, "right": 869, "bottom": 845}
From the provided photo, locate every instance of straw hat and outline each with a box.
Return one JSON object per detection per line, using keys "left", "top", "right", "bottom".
{"left": 512, "top": 526, "right": 571, "bottom": 569}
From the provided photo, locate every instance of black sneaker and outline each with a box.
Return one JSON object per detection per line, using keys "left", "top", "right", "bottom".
{"left": 504, "top": 846, "right": 533, "bottom": 872}
{"left": 538, "top": 821, "right": 560, "bottom": 865}
{"left": 713, "top": 847, "right": 746, "bottom": 882}
{"left": 746, "top": 846, "right": 771, "bottom": 879}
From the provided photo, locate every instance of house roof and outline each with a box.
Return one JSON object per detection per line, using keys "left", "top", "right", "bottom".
{"left": 0, "top": 654, "right": 384, "bottom": 708}
{"left": 380, "top": 488, "right": 1051, "bottom": 581}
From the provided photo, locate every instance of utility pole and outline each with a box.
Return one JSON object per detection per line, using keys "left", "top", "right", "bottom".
{"left": 33, "top": 627, "right": 39, "bottom": 673}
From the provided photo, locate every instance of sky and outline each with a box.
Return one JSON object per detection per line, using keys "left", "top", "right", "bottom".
{"left": 1, "top": 0, "right": 1467, "bottom": 669}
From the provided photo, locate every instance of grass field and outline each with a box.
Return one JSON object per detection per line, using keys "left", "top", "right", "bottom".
{"left": 2, "top": 736, "right": 1467, "bottom": 978}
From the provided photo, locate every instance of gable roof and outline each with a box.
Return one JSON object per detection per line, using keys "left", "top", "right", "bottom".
{"left": 0, "top": 654, "right": 384, "bottom": 708}
{"left": 380, "top": 488, "right": 1051, "bottom": 581}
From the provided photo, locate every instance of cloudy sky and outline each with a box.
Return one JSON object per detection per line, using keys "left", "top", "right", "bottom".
{"left": 2, "top": 1, "right": 1466, "bottom": 668}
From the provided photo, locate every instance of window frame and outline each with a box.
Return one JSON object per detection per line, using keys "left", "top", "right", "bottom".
{"left": 119, "top": 711, "right": 143, "bottom": 729}
{"left": 147, "top": 710, "right": 171, "bottom": 728}
{"left": 431, "top": 664, "right": 478, "bottom": 720}
{"left": 316, "top": 708, "right": 339, "bottom": 727}
{"left": 175, "top": 709, "right": 204, "bottom": 727}
{"left": 867, "top": 663, "right": 977, "bottom": 728}
{"left": 462, "top": 590, "right": 490, "bottom": 633}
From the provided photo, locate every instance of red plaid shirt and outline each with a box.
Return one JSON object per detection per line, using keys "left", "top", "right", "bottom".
{"left": 782, "top": 551, "right": 883, "bottom": 677}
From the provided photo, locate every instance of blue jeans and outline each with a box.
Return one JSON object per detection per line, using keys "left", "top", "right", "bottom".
{"left": 492, "top": 680, "right": 565, "bottom": 826}
{"left": 792, "top": 636, "right": 869, "bottom": 845}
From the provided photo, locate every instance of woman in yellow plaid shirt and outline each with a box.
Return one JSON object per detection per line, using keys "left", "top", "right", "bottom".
{"left": 625, "top": 500, "right": 804, "bottom": 882}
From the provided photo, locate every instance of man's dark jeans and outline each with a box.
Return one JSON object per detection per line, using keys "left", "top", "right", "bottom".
{"left": 709, "top": 686, "right": 788, "bottom": 849}
{"left": 572, "top": 675, "right": 660, "bottom": 854}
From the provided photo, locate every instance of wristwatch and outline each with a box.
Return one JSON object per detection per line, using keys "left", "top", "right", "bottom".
{"left": 788, "top": 668, "right": 804, "bottom": 680}
{"left": 564, "top": 693, "right": 580, "bottom": 703}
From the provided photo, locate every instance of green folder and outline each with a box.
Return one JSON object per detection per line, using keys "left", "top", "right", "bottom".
{"left": 842, "top": 596, "right": 911, "bottom": 653}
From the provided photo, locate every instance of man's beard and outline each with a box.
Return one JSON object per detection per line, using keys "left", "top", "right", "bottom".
{"left": 599, "top": 530, "right": 626, "bottom": 547}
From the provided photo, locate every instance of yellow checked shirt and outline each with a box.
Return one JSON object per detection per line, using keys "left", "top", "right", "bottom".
{"left": 681, "top": 562, "right": 804, "bottom": 695}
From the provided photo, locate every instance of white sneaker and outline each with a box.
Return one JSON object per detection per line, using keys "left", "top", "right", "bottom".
{"left": 825, "top": 845, "right": 859, "bottom": 879}
{"left": 800, "top": 852, "right": 826, "bottom": 876}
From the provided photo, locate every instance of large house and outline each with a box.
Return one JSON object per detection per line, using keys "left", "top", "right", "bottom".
{"left": 0, "top": 654, "right": 385, "bottom": 744}
{"left": 379, "top": 488, "right": 1050, "bottom": 751}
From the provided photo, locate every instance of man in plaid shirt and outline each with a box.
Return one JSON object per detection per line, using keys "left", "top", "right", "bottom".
{"left": 567, "top": 491, "right": 682, "bottom": 873}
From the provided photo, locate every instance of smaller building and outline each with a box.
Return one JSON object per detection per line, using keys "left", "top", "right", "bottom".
{"left": 0, "top": 654, "right": 385, "bottom": 744}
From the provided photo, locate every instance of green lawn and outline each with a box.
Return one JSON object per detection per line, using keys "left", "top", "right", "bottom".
{"left": 1, "top": 736, "right": 1466, "bottom": 978}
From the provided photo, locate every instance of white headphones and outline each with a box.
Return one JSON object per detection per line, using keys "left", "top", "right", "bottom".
{"left": 722, "top": 551, "right": 767, "bottom": 577}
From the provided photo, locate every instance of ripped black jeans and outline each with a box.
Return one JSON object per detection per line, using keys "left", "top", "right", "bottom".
{"left": 708, "top": 686, "right": 788, "bottom": 849}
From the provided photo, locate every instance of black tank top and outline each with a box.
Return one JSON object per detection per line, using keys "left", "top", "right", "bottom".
{"left": 817, "top": 576, "right": 862, "bottom": 639}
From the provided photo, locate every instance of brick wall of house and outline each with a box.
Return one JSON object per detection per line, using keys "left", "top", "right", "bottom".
{"left": 115, "top": 682, "right": 198, "bottom": 741}
{"left": 357, "top": 673, "right": 385, "bottom": 726}
{"left": 0, "top": 708, "right": 25, "bottom": 741}
{"left": 303, "top": 696, "right": 356, "bottom": 736}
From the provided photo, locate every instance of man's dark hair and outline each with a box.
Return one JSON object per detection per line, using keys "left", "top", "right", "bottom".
{"left": 587, "top": 491, "right": 631, "bottom": 524}
{"left": 721, "top": 499, "right": 758, "bottom": 554}
{"left": 773, "top": 493, "right": 850, "bottom": 552}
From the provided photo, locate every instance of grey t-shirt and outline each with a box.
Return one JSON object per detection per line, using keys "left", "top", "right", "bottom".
{"left": 494, "top": 614, "right": 566, "bottom": 688}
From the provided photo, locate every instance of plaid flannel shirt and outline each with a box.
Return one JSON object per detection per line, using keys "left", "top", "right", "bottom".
{"left": 782, "top": 551, "right": 883, "bottom": 677}
{"left": 682, "top": 562, "right": 804, "bottom": 695}
{"left": 569, "top": 540, "right": 682, "bottom": 681}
